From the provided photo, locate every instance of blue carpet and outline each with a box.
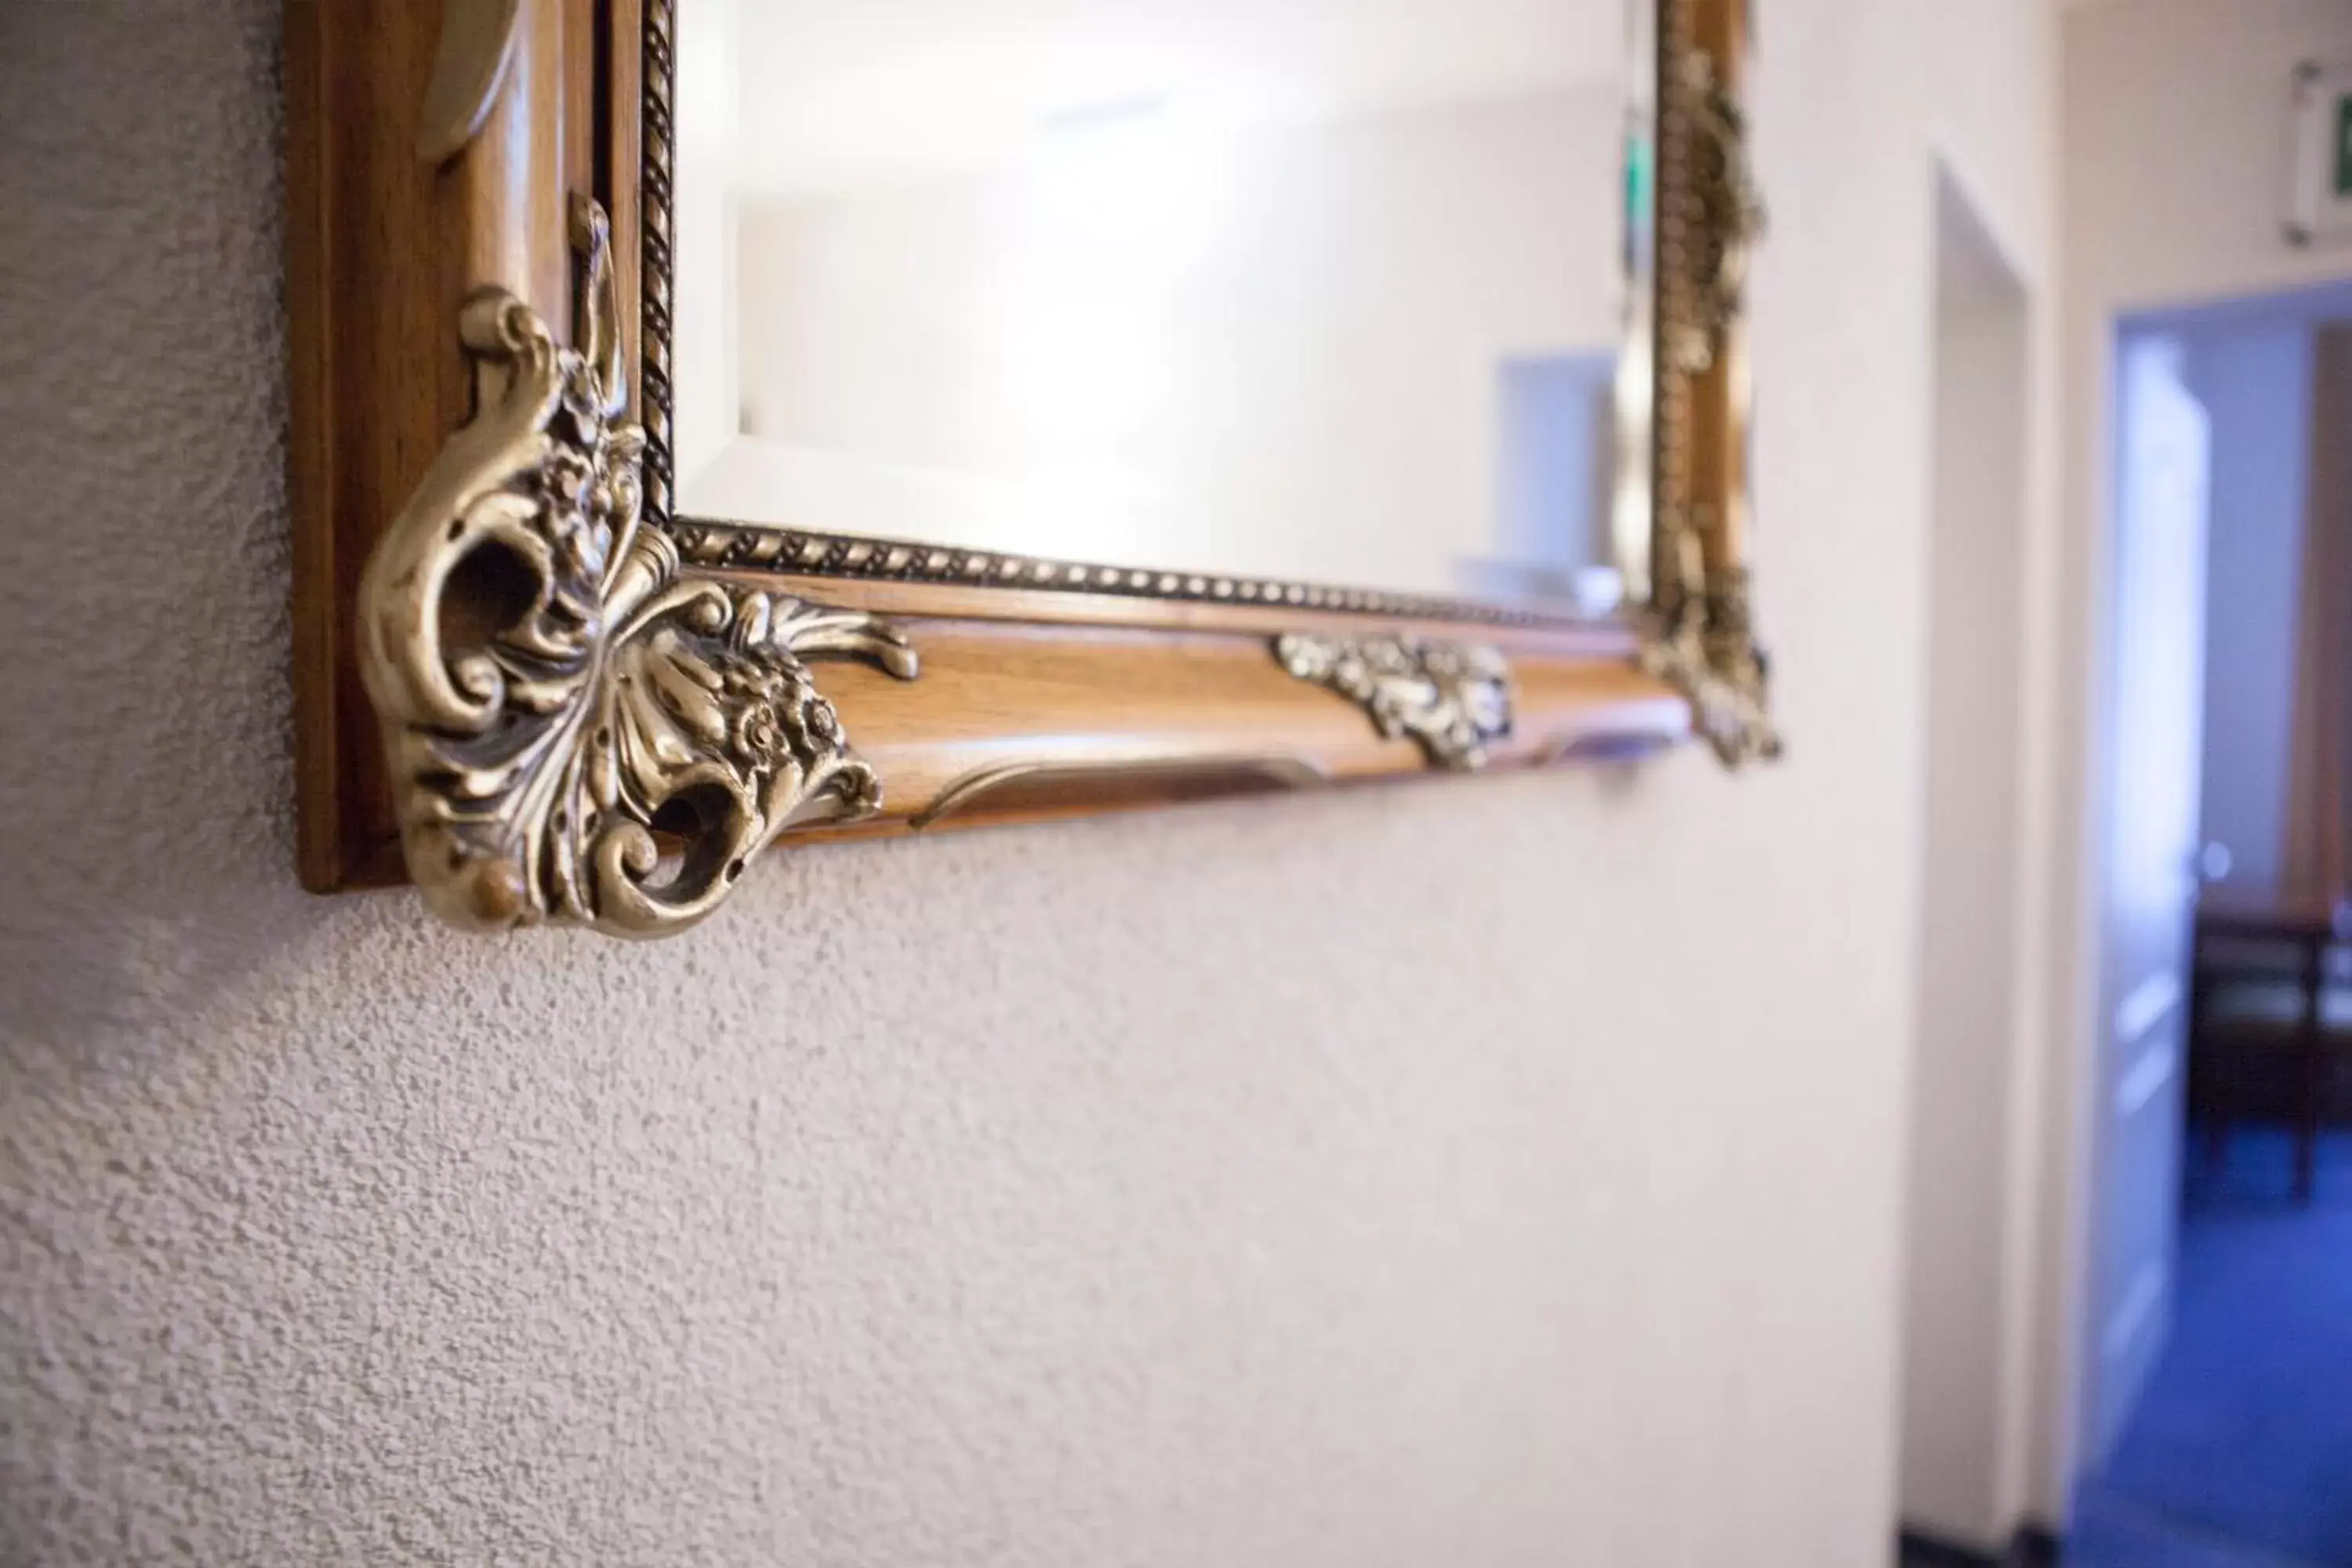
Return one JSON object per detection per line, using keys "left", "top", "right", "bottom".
{"left": 2082, "top": 1130, "right": 2352, "bottom": 1567}
{"left": 2070, "top": 1488, "right": 2328, "bottom": 1568}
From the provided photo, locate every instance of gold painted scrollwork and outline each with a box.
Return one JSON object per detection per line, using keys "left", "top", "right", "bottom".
{"left": 358, "top": 198, "right": 918, "bottom": 936}
{"left": 1274, "top": 633, "right": 1514, "bottom": 770}
{"left": 1642, "top": 565, "right": 1778, "bottom": 765}
{"left": 1650, "top": 0, "right": 1777, "bottom": 765}
{"left": 1662, "top": 48, "right": 1766, "bottom": 378}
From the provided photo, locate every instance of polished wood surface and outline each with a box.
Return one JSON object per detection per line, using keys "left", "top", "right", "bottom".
{"left": 807, "top": 619, "right": 1687, "bottom": 844}
{"left": 292, "top": 0, "right": 1699, "bottom": 901}
{"left": 286, "top": 0, "right": 592, "bottom": 891}
{"left": 1691, "top": 0, "right": 1750, "bottom": 584}
{"left": 330, "top": 602, "right": 1686, "bottom": 887}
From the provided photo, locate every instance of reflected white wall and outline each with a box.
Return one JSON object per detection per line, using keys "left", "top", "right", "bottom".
{"left": 684, "top": 86, "right": 1624, "bottom": 594}
{"left": 672, "top": 0, "right": 742, "bottom": 488}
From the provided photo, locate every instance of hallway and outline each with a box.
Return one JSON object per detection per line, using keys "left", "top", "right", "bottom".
{"left": 2073, "top": 1131, "right": 2352, "bottom": 1567}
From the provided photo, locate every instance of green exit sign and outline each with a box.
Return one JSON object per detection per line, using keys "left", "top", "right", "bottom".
{"left": 2289, "top": 62, "right": 2352, "bottom": 245}
{"left": 2336, "top": 93, "right": 2352, "bottom": 195}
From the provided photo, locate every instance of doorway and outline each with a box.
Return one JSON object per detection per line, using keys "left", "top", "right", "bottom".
{"left": 2067, "top": 280, "right": 2352, "bottom": 1568}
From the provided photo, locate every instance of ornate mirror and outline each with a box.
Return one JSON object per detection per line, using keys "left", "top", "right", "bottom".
{"left": 285, "top": 0, "right": 1768, "bottom": 937}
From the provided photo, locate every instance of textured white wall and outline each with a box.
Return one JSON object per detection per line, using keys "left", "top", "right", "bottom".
{"left": 2, "top": 2, "right": 1978, "bottom": 1564}
{"left": 707, "top": 88, "right": 1622, "bottom": 591}
{"left": 1925, "top": 0, "right": 2056, "bottom": 277}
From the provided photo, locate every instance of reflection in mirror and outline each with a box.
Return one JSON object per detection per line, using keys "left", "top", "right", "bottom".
{"left": 673, "top": 0, "right": 1653, "bottom": 616}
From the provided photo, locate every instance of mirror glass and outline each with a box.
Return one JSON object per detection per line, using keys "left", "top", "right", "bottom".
{"left": 673, "top": 0, "right": 1653, "bottom": 615}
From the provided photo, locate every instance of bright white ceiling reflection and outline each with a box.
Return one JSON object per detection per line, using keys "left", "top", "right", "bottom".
{"left": 710, "top": 0, "right": 1630, "bottom": 196}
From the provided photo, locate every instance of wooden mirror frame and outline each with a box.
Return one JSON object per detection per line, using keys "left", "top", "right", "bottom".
{"left": 288, "top": 0, "right": 1769, "bottom": 938}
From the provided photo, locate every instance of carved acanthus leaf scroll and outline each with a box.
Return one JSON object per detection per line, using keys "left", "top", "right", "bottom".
{"left": 358, "top": 198, "right": 917, "bottom": 936}
{"left": 1274, "top": 633, "right": 1514, "bottom": 770}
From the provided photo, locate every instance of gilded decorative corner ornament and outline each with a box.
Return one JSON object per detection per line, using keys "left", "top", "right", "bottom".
{"left": 1649, "top": 0, "right": 1778, "bottom": 767}
{"left": 358, "top": 198, "right": 917, "bottom": 936}
{"left": 1642, "top": 569, "right": 1779, "bottom": 766}
{"left": 1275, "top": 633, "right": 1513, "bottom": 770}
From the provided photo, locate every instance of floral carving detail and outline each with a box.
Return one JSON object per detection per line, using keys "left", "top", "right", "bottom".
{"left": 358, "top": 199, "right": 917, "bottom": 935}
{"left": 1274, "top": 633, "right": 1514, "bottom": 770}
{"left": 1642, "top": 564, "right": 1779, "bottom": 765}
